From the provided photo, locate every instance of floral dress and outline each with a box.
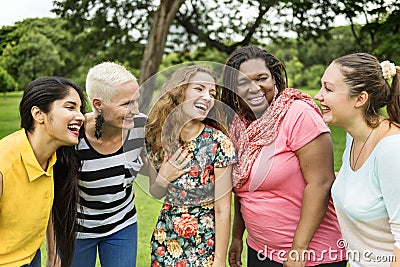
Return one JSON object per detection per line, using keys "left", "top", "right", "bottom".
{"left": 150, "top": 125, "right": 236, "bottom": 267}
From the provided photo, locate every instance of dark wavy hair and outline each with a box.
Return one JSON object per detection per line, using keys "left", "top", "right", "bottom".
{"left": 20, "top": 76, "right": 86, "bottom": 267}
{"left": 221, "top": 45, "right": 288, "bottom": 123}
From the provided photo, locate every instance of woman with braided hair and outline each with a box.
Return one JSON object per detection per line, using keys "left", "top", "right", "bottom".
{"left": 221, "top": 45, "right": 346, "bottom": 267}
{"left": 315, "top": 53, "right": 400, "bottom": 266}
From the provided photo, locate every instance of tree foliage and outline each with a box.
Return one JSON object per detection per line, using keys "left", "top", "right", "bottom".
{"left": 1, "top": 1, "right": 398, "bottom": 108}
{"left": 0, "top": 66, "right": 17, "bottom": 99}
{"left": 0, "top": 18, "right": 72, "bottom": 89}
{"left": 52, "top": 0, "right": 344, "bottom": 112}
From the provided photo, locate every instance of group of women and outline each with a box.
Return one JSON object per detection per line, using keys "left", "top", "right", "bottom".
{"left": 0, "top": 45, "right": 399, "bottom": 267}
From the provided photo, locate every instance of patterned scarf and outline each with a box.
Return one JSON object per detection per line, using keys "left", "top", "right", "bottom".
{"left": 229, "top": 88, "right": 322, "bottom": 189}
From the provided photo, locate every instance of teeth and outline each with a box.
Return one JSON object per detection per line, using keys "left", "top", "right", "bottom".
{"left": 249, "top": 96, "right": 264, "bottom": 102}
{"left": 68, "top": 125, "right": 80, "bottom": 131}
{"left": 195, "top": 104, "right": 208, "bottom": 111}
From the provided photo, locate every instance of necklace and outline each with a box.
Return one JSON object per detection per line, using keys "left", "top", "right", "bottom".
{"left": 351, "top": 128, "right": 374, "bottom": 170}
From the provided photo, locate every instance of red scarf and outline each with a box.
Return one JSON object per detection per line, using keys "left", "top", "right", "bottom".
{"left": 229, "top": 88, "right": 322, "bottom": 188}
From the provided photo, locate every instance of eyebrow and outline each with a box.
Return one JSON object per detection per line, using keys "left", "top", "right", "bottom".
{"left": 64, "top": 101, "right": 78, "bottom": 106}
{"left": 238, "top": 73, "right": 268, "bottom": 80}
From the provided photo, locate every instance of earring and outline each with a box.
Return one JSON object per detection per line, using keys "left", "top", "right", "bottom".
{"left": 94, "top": 113, "right": 104, "bottom": 140}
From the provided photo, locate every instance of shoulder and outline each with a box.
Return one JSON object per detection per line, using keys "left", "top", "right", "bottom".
{"left": 0, "top": 130, "right": 24, "bottom": 160}
{"left": 204, "top": 125, "right": 229, "bottom": 141}
{"left": 0, "top": 130, "right": 26, "bottom": 174}
{"left": 288, "top": 99, "right": 319, "bottom": 114}
{"left": 376, "top": 134, "right": 400, "bottom": 154}
{"left": 284, "top": 100, "right": 325, "bottom": 127}
{"left": 0, "top": 129, "right": 21, "bottom": 145}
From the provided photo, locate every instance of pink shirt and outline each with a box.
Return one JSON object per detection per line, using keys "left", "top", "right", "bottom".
{"left": 235, "top": 100, "right": 345, "bottom": 265}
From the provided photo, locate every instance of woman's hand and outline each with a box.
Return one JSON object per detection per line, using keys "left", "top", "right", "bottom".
{"left": 228, "top": 237, "right": 243, "bottom": 267}
{"left": 283, "top": 249, "right": 306, "bottom": 267}
{"left": 149, "top": 146, "right": 193, "bottom": 198}
{"left": 158, "top": 146, "right": 193, "bottom": 184}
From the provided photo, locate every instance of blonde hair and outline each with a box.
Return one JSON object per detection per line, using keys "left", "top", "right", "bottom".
{"left": 145, "top": 65, "right": 224, "bottom": 167}
{"left": 86, "top": 62, "right": 136, "bottom": 109}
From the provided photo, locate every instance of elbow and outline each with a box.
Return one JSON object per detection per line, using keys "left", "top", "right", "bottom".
{"left": 321, "top": 175, "right": 335, "bottom": 194}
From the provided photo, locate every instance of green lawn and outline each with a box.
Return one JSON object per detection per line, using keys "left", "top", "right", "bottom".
{"left": 1, "top": 89, "right": 345, "bottom": 266}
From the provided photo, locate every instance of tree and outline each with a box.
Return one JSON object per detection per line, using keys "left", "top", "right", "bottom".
{"left": 332, "top": 0, "right": 400, "bottom": 62}
{"left": 138, "top": 0, "right": 186, "bottom": 113}
{"left": 0, "top": 18, "right": 77, "bottom": 89}
{"left": 1, "top": 31, "right": 63, "bottom": 90}
{"left": 53, "top": 0, "right": 346, "bottom": 112}
{"left": 52, "top": 0, "right": 400, "bottom": 112}
{"left": 0, "top": 66, "right": 17, "bottom": 99}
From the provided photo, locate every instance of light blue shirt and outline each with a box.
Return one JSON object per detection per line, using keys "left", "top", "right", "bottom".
{"left": 332, "top": 133, "right": 400, "bottom": 266}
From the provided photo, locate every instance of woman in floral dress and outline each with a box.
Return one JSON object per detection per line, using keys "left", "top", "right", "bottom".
{"left": 145, "top": 65, "right": 236, "bottom": 267}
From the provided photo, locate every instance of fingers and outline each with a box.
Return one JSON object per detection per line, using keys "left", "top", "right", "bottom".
{"left": 229, "top": 257, "right": 242, "bottom": 267}
{"left": 168, "top": 146, "right": 193, "bottom": 170}
{"left": 228, "top": 255, "right": 242, "bottom": 267}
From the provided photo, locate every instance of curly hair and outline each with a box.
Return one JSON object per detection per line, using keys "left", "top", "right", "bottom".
{"left": 145, "top": 65, "right": 225, "bottom": 167}
{"left": 221, "top": 45, "right": 288, "bottom": 123}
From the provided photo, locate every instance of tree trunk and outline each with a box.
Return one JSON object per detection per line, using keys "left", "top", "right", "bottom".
{"left": 138, "top": 0, "right": 185, "bottom": 114}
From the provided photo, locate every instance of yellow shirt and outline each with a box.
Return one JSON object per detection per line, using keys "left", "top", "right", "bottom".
{"left": 0, "top": 129, "right": 56, "bottom": 267}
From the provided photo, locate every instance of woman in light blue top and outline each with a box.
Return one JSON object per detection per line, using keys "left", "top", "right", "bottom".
{"left": 315, "top": 53, "right": 400, "bottom": 266}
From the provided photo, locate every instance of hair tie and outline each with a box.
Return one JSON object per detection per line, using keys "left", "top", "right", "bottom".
{"left": 380, "top": 60, "right": 396, "bottom": 80}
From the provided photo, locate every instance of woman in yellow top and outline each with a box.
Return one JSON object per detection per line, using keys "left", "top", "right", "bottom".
{"left": 0, "top": 76, "right": 85, "bottom": 267}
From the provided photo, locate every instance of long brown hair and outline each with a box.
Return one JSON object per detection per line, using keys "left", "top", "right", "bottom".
{"left": 145, "top": 65, "right": 225, "bottom": 167}
{"left": 21, "top": 77, "right": 86, "bottom": 267}
{"left": 333, "top": 53, "right": 400, "bottom": 127}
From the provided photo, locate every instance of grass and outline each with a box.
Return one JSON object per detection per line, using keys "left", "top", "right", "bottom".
{"left": 0, "top": 89, "right": 345, "bottom": 266}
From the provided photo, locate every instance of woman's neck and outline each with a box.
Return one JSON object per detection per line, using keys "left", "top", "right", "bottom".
{"left": 180, "top": 120, "right": 205, "bottom": 142}
{"left": 85, "top": 113, "right": 127, "bottom": 142}
{"left": 346, "top": 116, "right": 385, "bottom": 142}
{"left": 26, "top": 130, "right": 56, "bottom": 171}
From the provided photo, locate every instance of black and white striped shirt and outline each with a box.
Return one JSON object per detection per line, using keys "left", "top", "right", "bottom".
{"left": 76, "top": 113, "right": 146, "bottom": 238}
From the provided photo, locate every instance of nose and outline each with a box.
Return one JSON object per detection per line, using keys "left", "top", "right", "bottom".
{"left": 314, "top": 89, "right": 323, "bottom": 101}
{"left": 248, "top": 80, "right": 261, "bottom": 93}
{"left": 77, "top": 111, "right": 85, "bottom": 122}
{"left": 201, "top": 90, "right": 213, "bottom": 101}
{"left": 128, "top": 101, "right": 139, "bottom": 115}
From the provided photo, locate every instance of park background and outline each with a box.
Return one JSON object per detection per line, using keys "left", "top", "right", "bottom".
{"left": 0, "top": 0, "right": 399, "bottom": 266}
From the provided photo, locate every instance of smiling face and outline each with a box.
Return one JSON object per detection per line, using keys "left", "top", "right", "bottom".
{"left": 101, "top": 80, "right": 140, "bottom": 130}
{"left": 315, "top": 63, "right": 357, "bottom": 127}
{"left": 237, "top": 58, "right": 275, "bottom": 118}
{"left": 44, "top": 87, "right": 85, "bottom": 146}
{"left": 182, "top": 72, "right": 216, "bottom": 121}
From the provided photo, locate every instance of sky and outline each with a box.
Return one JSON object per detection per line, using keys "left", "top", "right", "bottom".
{"left": 0, "top": 0, "right": 367, "bottom": 30}
{"left": 0, "top": 0, "right": 55, "bottom": 27}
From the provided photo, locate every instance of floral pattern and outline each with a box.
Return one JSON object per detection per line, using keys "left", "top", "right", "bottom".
{"left": 150, "top": 125, "right": 236, "bottom": 266}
